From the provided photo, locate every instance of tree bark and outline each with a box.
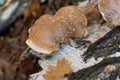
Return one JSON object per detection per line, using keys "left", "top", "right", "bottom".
{"left": 68, "top": 26, "right": 120, "bottom": 80}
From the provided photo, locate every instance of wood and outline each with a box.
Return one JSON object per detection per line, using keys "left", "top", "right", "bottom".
{"left": 68, "top": 26, "right": 120, "bottom": 80}
{"left": 83, "top": 26, "right": 120, "bottom": 60}
{"left": 68, "top": 57, "right": 120, "bottom": 80}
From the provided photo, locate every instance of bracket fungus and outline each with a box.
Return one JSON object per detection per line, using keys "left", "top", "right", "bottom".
{"left": 26, "top": 6, "right": 88, "bottom": 54}
{"left": 98, "top": 0, "right": 120, "bottom": 26}
{"left": 81, "top": 3, "right": 100, "bottom": 24}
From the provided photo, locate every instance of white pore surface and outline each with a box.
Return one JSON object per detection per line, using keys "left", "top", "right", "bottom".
{"left": 30, "top": 25, "right": 118, "bottom": 80}
{"left": 26, "top": 39, "right": 51, "bottom": 54}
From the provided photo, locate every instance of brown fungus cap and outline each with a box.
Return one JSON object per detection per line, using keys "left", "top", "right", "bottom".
{"left": 26, "top": 6, "right": 87, "bottom": 54}
{"left": 98, "top": 0, "right": 120, "bottom": 26}
{"left": 81, "top": 3, "right": 100, "bottom": 24}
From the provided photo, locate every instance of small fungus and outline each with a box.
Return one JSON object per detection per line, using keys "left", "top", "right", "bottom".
{"left": 43, "top": 58, "right": 71, "bottom": 80}
{"left": 26, "top": 6, "right": 87, "bottom": 54}
{"left": 103, "top": 65, "right": 116, "bottom": 73}
{"left": 98, "top": 0, "right": 120, "bottom": 26}
{"left": 81, "top": 3, "right": 100, "bottom": 24}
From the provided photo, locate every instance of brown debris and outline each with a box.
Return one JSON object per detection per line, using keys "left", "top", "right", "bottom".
{"left": 24, "top": 0, "right": 41, "bottom": 20}
{"left": 0, "top": 59, "right": 14, "bottom": 80}
{"left": 24, "top": 0, "right": 41, "bottom": 27}
{"left": 0, "top": 16, "right": 40, "bottom": 80}
{"left": 43, "top": 58, "right": 71, "bottom": 80}
{"left": 18, "top": 56, "right": 41, "bottom": 77}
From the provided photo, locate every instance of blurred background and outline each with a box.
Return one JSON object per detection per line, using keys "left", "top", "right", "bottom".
{"left": 0, "top": 0, "right": 88, "bottom": 80}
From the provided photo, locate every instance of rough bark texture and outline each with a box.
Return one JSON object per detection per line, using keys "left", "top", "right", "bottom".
{"left": 83, "top": 26, "right": 120, "bottom": 60}
{"left": 68, "top": 57, "right": 120, "bottom": 80}
{"left": 68, "top": 26, "right": 120, "bottom": 80}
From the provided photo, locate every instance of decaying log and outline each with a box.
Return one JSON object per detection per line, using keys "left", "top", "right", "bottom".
{"left": 68, "top": 26, "right": 120, "bottom": 80}
{"left": 83, "top": 26, "right": 120, "bottom": 60}
{"left": 68, "top": 57, "right": 120, "bottom": 80}
{"left": 21, "top": 24, "right": 117, "bottom": 80}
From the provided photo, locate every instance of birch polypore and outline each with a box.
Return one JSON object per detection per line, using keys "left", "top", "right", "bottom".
{"left": 98, "top": 0, "right": 120, "bottom": 26}
{"left": 26, "top": 6, "right": 87, "bottom": 54}
{"left": 81, "top": 3, "right": 100, "bottom": 24}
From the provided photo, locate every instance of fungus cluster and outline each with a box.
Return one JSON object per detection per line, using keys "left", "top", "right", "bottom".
{"left": 26, "top": 0, "right": 120, "bottom": 55}
{"left": 26, "top": 6, "right": 88, "bottom": 54}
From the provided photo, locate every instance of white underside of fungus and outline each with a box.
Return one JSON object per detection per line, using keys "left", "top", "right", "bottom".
{"left": 26, "top": 39, "right": 52, "bottom": 54}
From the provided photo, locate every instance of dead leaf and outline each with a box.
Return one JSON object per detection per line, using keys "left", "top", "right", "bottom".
{"left": 24, "top": 0, "right": 41, "bottom": 26}
{"left": 0, "top": 58, "right": 14, "bottom": 80}
{"left": 44, "top": 58, "right": 71, "bottom": 80}
{"left": 19, "top": 55, "right": 41, "bottom": 76}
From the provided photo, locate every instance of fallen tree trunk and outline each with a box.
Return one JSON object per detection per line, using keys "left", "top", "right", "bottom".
{"left": 83, "top": 26, "right": 120, "bottom": 60}
{"left": 68, "top": 57, "right": 120, "bottom": 80}
{"left": 21, "top": 24, "right": 120, "bottom": 80}
{"left": 69, "top": 26, "right": 120, "bottom": 80}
